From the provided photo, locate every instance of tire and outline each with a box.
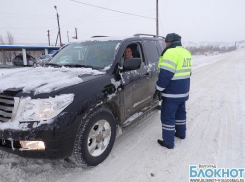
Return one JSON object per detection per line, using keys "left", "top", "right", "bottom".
{"left": 70, "top": 108, "right": 116, "bottom": 167}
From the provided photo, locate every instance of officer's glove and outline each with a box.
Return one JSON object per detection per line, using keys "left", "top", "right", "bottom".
{"left": 153, "top": 90, "right": 161, "bottom": 100}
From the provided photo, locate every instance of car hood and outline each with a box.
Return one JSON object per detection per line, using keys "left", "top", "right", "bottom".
{"left": 0, "top": 67, "right": 105, "bottom": 95}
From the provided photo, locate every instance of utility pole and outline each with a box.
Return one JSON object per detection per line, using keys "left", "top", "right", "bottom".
{"left": 55, "top": 32, "right": 59, "bottom": 47}
{"left": 47, "top": 30, "right": 50, "bottom": 46}
{"left": 75, "top": 27, "right": 78, "bottom": 39}
{"left": 67, "top": 31, "right": 69, "bottom": 42}
{"left": 54, "top": 6, "right": 62, "bottom": 46}
{"left": 156, "top": 0, "right": 159, "bottom": 35}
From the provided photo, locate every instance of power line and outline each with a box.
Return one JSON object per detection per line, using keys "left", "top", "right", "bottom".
{"left": 70, "top": 0, "right": 155, "bottom": 20}
{"left": 0, "top": 27, "right": 51, "bottom": 29}
{"left": 72, "top": 17, "right": 142, "bottom": 24}
{"left": 59, "top": 0, "right": 121, "bottom": 31}
{"left": 0, "top": 18, "right": 34, "bottom": 42}
{"left": 0, "top": 13, "right": 55, "bottom": 17}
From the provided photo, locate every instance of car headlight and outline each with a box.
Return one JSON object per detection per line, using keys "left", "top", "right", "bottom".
{"left": 16, "top": 94, "right": 74, "bottom": 122}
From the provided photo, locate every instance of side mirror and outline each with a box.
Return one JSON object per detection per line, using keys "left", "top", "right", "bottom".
{"left": 123, "top": 58, "right": 141, "bottom": 71}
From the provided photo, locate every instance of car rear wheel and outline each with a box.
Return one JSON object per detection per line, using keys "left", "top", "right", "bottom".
{"left": 70, "top": 108, "right": 116, "bottom": 167}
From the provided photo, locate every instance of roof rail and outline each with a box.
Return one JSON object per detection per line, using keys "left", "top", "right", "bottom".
{"left": 133, "top": 34, "right": 165, "bottom": 39}
{"left": 91, "top": 35, "right": 108, "bottom": 38}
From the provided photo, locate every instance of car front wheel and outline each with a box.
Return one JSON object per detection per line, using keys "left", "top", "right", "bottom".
{"left": 71, "top": 108, "right": 116, "bottom": 167}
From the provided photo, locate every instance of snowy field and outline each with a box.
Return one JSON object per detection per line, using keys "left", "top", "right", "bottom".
{"left": 0, "top": 49, "right": 244, "bottom": 182}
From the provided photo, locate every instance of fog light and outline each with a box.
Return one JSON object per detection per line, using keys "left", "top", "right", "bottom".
{"left": 20, "top": 141, "right": 45, "bottom": 150}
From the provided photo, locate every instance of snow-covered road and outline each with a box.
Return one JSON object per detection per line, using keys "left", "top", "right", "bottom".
{"left": 0, "top": 49, "right": 244, "bottom": 182}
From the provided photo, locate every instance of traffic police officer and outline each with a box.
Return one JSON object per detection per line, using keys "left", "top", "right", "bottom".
{"left": 155, "top": 33, "right": 192, "bottom": 149}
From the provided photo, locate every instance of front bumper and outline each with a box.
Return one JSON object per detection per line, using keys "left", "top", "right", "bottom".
{"left": 0, "top": 113, "right": 81, "bottom": 159}
{"left": 0, "top": 129, "right": 60, "bottom": 159}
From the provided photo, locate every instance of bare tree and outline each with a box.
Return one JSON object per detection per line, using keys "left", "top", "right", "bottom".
{"left": 0, "top": 34, "right": 4, "bottom": 64}
{"left": 0, "top": 31, "right": 16, "bottom": 63}
{"left": 0, "top": 35, "right": 4, "bottom": 44}
{"left": 5, "top": 31, "right": 16, "bottom": 62}
{"left": 7, "top": 31, "right": 14, "bottom": 45}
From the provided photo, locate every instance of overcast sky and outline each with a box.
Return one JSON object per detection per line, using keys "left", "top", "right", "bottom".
{"left": 0, "top": 0, "right": 244, "bottom": 45}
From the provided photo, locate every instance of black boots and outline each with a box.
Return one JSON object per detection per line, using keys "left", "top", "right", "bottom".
{"left": 175, "top": 133, "right": 185, "bottom": 139}
{"left": 157, "top": 139, "right": 174, "bottom": 149}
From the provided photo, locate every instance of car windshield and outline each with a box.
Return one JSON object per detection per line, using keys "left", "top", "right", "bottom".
{"left": 49, "top": 40, "right": 121, "bottom": 69}
{"left": 40, "top": 55, "right": 46, "bottom": 59}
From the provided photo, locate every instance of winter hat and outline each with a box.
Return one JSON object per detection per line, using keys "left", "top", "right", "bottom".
{"left": 165, "top": 33, "right": 181, "bottom": 43}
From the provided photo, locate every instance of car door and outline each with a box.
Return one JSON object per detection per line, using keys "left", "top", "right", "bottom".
{"left": 143, "top": 39, "right": 166, "bottom": 96}
{"left": 120, "top": 41, "right": 152, "bottom": 121}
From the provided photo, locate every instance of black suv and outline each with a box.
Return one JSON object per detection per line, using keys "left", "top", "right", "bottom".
{"left": 0, "top": 34, "right": 165, "bottom": 167}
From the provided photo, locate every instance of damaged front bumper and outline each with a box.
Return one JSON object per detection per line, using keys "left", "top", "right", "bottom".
{"left": 0, "top": 113, "right": 81, "bottom": 159}
{"left": 0, "top": 128, "right": 61, "bottom": 159}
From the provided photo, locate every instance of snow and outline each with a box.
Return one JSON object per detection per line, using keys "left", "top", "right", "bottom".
{"left": 146, "top": 62, "right": 154, "bottom": 72}
{"left": 107, "top": 93, "right": 116, "bottom": 100}
{"left": 183, "top": 41, "right": 233, "bottom": 48}
{"left": 123, "top": 112, "right": 143, "bottom": 126}
{"left": 71, "top": 36, "right": 127, "bottom": 43}
{"left": 102, "top": 64, "right": 112, "bottom": 71}
{"left": 115, "top": 42, "right": 121, "bottom": 51}
{"left": 0, "top": 49, "right": 245, "bottom": 182}
{"left": 107, "top": 78, "right": 121, "bottom": 100}
{"left": 237, "top": 40, "right": 245, "bottom": 49}
{"left": 192, "top": 52, "right": 235, "bottom": 69}
{"left": 0, "top": 120, "right": 29, "bottom": 131}
{"left": 95, "top": 101, "right": 103, "bottom": 107}
{"left": 0, "top": 67, "right": 104, "bottom": 95}
{"left": 110, "top": 78, "right": 121, "bottom": 90}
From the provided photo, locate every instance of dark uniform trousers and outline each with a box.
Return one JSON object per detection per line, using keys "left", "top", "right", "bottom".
{"left": 161, "top": 101, "right": 186, "bottom": 148}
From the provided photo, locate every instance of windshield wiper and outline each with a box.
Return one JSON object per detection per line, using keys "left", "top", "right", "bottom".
{"left": 45, "top": 63, "right": 61, "bottom": 67}
{"left": 63, "top": 64, "right": 92, "bottom": 68}
{"left": 63, "top": 64, "right": 101, "bottom": 69}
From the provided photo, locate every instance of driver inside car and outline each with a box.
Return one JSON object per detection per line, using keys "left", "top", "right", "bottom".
{"left": 120, "top": 46, "right": 133, "bottom": 67}
{"left": 122, "top": 47, "right": 133, "bottom": 61}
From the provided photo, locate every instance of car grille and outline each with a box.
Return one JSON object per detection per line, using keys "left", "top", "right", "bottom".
{"left": 0, "top": 94, "right": 15, "bottom": 123}
{"left": 0, "top": 139, "right": 21, "bottom": 149}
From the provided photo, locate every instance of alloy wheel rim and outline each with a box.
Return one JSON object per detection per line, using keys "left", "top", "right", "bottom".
{"left": 87, "top": 119, "right": 111, "bottom": 157}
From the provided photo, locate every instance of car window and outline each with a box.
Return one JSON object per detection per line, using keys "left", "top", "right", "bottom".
{"left": 122, "top": 42, "right": 145, "bottom": 68}
{"left": 137, "top": 43, "right": 146, "bottom": 67}
{"left": 49, "top": 40, "right": 121, "bottom": 69}
{"left": 40, "top": 55, "right": 46, "bottom": 59}
{"left": 143, "top": 40, "right": 160, "bottom": 63}
{"left": 157, "top": 40, "right": 166, "bottom": 54}
{"left": 16, "top": 55, "right": 22, "bottom": 59}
